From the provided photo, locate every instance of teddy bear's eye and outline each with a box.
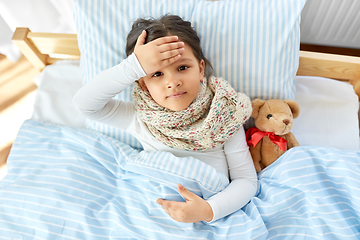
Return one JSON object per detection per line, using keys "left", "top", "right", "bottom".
{"left": 267, "top": 114, "right": 272, "bottom": 119}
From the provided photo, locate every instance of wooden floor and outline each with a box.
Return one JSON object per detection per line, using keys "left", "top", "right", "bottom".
{"left": 0, "top": 54, "right": 39, "bottom": 168}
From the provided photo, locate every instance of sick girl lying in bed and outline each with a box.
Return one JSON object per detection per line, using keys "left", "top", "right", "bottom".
{"left": 73, "top": 14, "right": 257, "bottom": 223}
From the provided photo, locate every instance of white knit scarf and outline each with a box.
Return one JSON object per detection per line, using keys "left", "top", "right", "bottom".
{"left": 132, "top": 76, "right": 252, "bottom": 151}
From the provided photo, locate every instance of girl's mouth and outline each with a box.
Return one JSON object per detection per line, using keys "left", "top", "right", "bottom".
{"left": 167, "top": 92, "right": 186, "bottom": 98}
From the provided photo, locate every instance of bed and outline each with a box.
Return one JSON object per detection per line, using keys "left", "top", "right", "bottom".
{"left": 1, "top": 0, "right": 360, "bottom": 239}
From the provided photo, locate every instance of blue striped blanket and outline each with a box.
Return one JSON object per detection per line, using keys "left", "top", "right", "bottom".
{"left": 1, "top": 120, "right": 359, "bottom": 239}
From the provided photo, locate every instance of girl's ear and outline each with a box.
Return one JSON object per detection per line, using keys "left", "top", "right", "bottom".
{"left": 138, "top": 78, "right": 148, "bottom": 91}
{"left": 199, "top": 59, "right": 205, "bottom": 80}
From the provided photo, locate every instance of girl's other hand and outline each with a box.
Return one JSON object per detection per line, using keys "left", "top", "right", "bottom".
{"left": 133, "top": 30, "right": 185, "bottom": 75}
{"left": 156, "top": 183, "right": 214, "bottom": 223}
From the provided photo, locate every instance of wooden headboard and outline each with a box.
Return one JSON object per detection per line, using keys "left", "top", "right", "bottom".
{"left": 297, "top": 51, "right": 360, "bottom": 97}
{"left": 12, "top": 27, "right": 360, "bottom": 98}
{"left": 12, "top": 28, "right": 80, "bottom": 70}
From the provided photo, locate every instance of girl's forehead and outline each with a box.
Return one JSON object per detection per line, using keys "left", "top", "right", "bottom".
{"left": 182, "top": 44, "right": 197, "bottom": 59}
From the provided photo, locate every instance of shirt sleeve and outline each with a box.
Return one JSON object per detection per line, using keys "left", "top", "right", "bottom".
{"left": 206, "top": 127, "right": 258, "bottom": 222}
{"left": 72, "top": 53, "right": 146, "bottom": 129}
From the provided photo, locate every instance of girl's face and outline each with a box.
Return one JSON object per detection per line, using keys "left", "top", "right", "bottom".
{"left": 139, "top": 44, "right": 205, "bottom": 111}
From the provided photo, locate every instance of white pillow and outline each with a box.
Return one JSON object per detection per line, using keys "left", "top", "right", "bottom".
{"left": 72, "top": 0, "right": 306, "bottom": 148}
{"left": 292, "top": 76, "right": 359, "bottom": 150}
{"left": 32, "top": 60, "right": 86, "bottom": 129}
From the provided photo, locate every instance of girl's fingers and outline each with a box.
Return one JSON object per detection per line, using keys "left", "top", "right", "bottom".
{"left": 135, "top": 30, "right": 147, "bottom": 47}
{"left": 161, "top": 48, "right": 184, "bottom": 61}
{"left": 158, "top": 54, "right": 182, "bottom": 68}
{"left": 153, "top": 35, "right": 179, "bottom": 45}
{"left": 158, "top": 41, "right": 185, "bottom": 53}
{"left": 170, "top": 54, "right": 182, "bottom": 63}
{"left": 158, "top": 199, "right": 184, "bottom": 213}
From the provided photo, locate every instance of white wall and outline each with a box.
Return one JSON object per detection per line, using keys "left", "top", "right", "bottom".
{"left": 300, "top": 0, "right": 360, "bottom": 49}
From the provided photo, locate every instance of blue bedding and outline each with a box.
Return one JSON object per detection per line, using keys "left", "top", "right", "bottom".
{"left": 1, "top": 120, "right": 359, "bottom": 239}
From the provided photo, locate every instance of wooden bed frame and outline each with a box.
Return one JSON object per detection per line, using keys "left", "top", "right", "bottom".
{"left": 12, "top": 27, "right": 360, "bottom": 98}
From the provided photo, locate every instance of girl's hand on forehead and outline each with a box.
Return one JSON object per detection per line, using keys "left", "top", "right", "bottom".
{"left": 134, "top": 30, "right": 185, "bottom": 75}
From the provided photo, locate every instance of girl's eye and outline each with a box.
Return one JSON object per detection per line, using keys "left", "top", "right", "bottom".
{"left": 178, "top": 66, "right": 188, "bottom": 71}
{"left": 152, "top": 72, "right": 163, "bottom": 77}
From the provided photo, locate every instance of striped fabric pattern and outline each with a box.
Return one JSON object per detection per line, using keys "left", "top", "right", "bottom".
{"left": 1, "top": 120, "right": 359, "bottom": 239}
{"left": 253, "top": 147, "right": 360, "bottom": 239}
{"left": 72, "top": 0, "right": 306, "bottom": 147}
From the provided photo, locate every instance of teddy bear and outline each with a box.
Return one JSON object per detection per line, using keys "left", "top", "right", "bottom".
{"left": 246, "top": 99, "right": 300, "bottom": 172}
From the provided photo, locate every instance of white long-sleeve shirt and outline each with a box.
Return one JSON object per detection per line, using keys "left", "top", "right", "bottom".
{"left": 73, "top": 53, "right": 257, "bottom": 222}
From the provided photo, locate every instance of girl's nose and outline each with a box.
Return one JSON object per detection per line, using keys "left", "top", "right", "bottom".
{"left": 167, "top": 78, "right": 182, "bottom": 89}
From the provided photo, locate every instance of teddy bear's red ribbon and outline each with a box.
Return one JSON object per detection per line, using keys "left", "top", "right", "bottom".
{"left": 246, "top": 127, "right": 287, "bottom": 151}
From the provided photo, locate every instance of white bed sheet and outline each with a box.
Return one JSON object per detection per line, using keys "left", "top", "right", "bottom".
{"left": 30, "top": 62, "right": 360, "bottom": 150}
{"left": 293, "top": 76, "right": 359, "bottom": 150}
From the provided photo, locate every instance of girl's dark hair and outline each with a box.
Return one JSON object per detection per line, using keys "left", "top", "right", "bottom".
{"left": 126, "top": 14, "right": 213, "bottom": 78}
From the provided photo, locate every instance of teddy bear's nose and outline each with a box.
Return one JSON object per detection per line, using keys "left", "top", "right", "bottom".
{"left": 283, "top": 119, "right": 290, "bottom": 125}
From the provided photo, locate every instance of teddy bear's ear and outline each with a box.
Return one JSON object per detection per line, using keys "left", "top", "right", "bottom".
{"left": 283, "top": 99, "right": 300, "bottom": 119}
{"left": 251, "top": 99, "right": 266, "bottom": 119}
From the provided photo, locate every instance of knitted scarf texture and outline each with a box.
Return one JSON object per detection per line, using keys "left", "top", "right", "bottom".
{"left": 132, "top": 76, "right": 252, "bottom": 151}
